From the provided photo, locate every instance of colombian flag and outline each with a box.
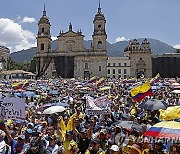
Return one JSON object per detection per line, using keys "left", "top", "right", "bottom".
{"left": 130, "top": 82, "right": 152, "bottom": 102}
{"left": 11, "top": 80, "right": 29, "bottom": 90}
{"left": 150, "top": 73, "right": 161, "bottom": 85}
{"left": 144, "top": 121, "right": 180, "bottom": 138}
{"left": 88, "top": 76, "right": 98, "bottom": 83}
{"left": 96, "top": 78, "right": 105, "bottom": 87}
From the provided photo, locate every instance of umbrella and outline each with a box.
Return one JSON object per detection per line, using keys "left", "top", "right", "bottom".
{"left": 159, "top": 106, "right": 180, "bottom": 121}
{"left": 138, "top": 99, "right": 168, "bottom": 111}
{"left": 48, "top": 90, "right": 59, "bottom": 95}
{"left": 114, "top": 121, "right": 145, "bottom": 132}
{"left": 99, "top": 86, "right": 111, "bottom": 91}
{"left": 171, "top": 90, "right": 180, "bottom": 94}
{"left": 43, "top": 106, "right": 65, "bottom": 114}
{"left": 52, "top": 102, "right": 69, "bottom": 107}
{"left": 22, "top": 91, "right": 35, "bottom": 97}
{"left": 144, "top": 121, "right": 180, "bottom": 138}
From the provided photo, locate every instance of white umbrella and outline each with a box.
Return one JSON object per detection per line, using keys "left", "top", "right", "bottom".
{"left": 171, "top": 90, "right": 180, "bottom": 94}
{"left": 43, "top": 106, "right": 65, "bottom": 114}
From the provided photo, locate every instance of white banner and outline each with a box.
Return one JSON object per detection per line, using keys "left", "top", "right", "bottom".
{"left": 86, "top": 96, "right": 110, "bottom": 115}
{"left": 0, "top": 98, "right": 25, "bottom": 120}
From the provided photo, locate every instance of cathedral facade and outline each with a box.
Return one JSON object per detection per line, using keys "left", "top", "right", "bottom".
{"left": 124, "top": 39, "right": 152, "bottom": 78}
{"left": 35, "top": 4, "right": 107, "bottom": 79}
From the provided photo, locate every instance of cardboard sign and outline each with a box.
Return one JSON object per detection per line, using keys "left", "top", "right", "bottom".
{"left": 0, "top": 98, "right": 25, "bottom": 120}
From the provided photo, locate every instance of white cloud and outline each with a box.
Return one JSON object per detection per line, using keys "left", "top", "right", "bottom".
{"left": 0, "top": 18, "right": 36, "bottom": 52}
{"left": 22, "top": 16, "right": 36, "bottom": 23}
{"left": 51, "top": 36, "right": 57, "bottom": 41}
{"left": 115, "top": 36, "right": 129, "bottom": 43}
{"left": 174, "top": 44, "right": 180, "bottom": 49}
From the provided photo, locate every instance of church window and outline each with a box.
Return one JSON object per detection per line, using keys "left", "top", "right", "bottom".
{"left": 113, "top": 63, "right": 116, "bottom": 67}
{"left": 124, "top": 69, "right": 127, "bottom": 74}
{"left": 108, "top": 63, "right": 110, "bottom": 66}
{"left": 113, "top": 69, "right": 115, "bottom": 74}
{"left": 118, "top": 75, "right": 121, "bottom": 78}
{"left": 118, "top": 63, "right": 121, "bottom": 66}
{"left": 97, "top": 41, "right": 102, "bottom": 49}
{"left": 113, "top": 75, "right": 115, "bottom": 78}
{"left": 124, "top": 63, "right": 127, "bottom": 66}
{"left": 108, "top": 69, "right": 110, "bottom": 74}
{"left": 124, "top": 75, "right": 127, "bottom": 78}
{"left": 98, "top": 24, "right": 101, "bottom": 28}
{"left": 85, "top": 63, "right": 88, "bottom": 69}
{"left": 118, "top": 69, "right": 121, "bottom": 74}
{"left": 41, "top": 43, "right": 44, "bottom": 50}
{"left": 42, "top": 28, "right": 45, "bottom": 33}
{"left": 99, "top": 66, "right": 101, "bottom": 71}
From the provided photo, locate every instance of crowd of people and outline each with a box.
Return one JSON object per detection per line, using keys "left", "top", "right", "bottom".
{"left": 0, "top": 77, "right": 180, "bottom": 154}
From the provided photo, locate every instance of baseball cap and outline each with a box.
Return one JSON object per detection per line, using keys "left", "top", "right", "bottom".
{"left": 66, "top": 130, "right": 73, "bottom": 136}
{"left": 49, "top": 135, "right": 56, "bottom": 140}
{"left": 26, "top": 129, "right": 33, "bottom": 134}
{"left": 100, "top": 129, "right": 107, "bottom": 134}
{"left": 27, "top": 122, "right": 34, "bottom": 128}
{"left": 90, "top": 138, "right": 100, "bottom": 144}
{"left": 18, "top": 134, "right": 25, "bottom": 140}
{"left": 110, "top": 145, "right": 119, "bottom": 152}
{"left": 80, "top": 128, "right": 87, "bottom": 134}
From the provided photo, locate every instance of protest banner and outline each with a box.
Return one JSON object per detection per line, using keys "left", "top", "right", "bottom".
{"left": 86, "top": 96, "right": 110, "bottom": 115}
{"left": 0, "top": 97, "right": 25, "bottom": 120}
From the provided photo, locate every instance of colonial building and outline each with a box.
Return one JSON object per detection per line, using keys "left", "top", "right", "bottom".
{"left": 124, "top": 39, "right": 152, "bottom": 78}
{"left": 0, "top": 46, "right": 10, "bottom": 71}
{"left": 107, "top": 57, "right": 130, "bottom": 79}
{"left": 152, "top": 52, "right": 180, "bottom": 78}
{"left": 35, "top": 3, "right": 107, "bottom": 79}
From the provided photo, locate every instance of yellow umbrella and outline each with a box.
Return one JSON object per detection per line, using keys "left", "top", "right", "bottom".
{"left": 99, "top": 86, "right": 111, "bottom": 91}
{"left": 159, "top": 106, "right": 180, "bottom": 121}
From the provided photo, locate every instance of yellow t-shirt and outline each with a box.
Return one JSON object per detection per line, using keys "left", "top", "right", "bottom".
{"left": 63, "top": 140, "right": 78, "bottom": 154}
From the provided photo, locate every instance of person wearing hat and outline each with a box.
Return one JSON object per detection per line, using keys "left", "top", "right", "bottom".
{"left": 73, "top": 119, "right": 94, "bottom": 154}
{"left": 25, "top": 139, "right": 50, "bottom": 154}
{"left": 141, "top": 137, "right": 151, "bottom": 154}
{"left": 14, "top": 135, "right": 30, "bottom": 154}
{"left": 109, "top": 145, "right": 120, "bottom": 154}
{"left": 152, "top": 139, "right": 166, "bottom": 154}
{"left": 46, "top": 135, "right": 59, "bottom": 154}
{"left": 85, "top": 138, "right": 105, "bottom": 154}
{"left": 99, "top": 129, "right": 108, "bottom": 151}
{"left": 126, "top": 144, "right": 142, "bottom": 154}
{"left": 122, "top": 135, "right": 136, "bottom": 154}
{"left": 63, "top": 130, "right": 79, "bottom": 154}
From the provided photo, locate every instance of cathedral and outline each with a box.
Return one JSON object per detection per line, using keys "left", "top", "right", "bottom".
{"left": 124, "top": 39, "right": 152, "bottom": 78}
{"left": 35, "top": 3, "right": 107, "bottom": 79}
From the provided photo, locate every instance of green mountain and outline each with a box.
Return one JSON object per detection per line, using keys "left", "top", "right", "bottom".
{"left": 10, "top": 38, "right": 176, "bottom": 63}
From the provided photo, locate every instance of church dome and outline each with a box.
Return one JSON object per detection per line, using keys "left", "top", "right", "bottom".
{"left": 38, "top": 6, "right": 50, "bottom": 25}
{"left": 94, "top": 2, "right": 105, "bottom": 21}
{"left": 94, "top": 11, "right": 105, "bottom": 21}
{"left": 38, "top": 16, "right": 50, "bottom": 25}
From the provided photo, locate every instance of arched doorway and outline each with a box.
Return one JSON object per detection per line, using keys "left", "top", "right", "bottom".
{"left": 136, "top": 58, "right": 146, "bottom": 78}
{"left": 84, "top": 71, "right": 90, "bottom": 79}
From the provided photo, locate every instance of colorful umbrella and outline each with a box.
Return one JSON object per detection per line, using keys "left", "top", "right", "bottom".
{"left": 144, "top": 121, "right": 180, "bottom": 138}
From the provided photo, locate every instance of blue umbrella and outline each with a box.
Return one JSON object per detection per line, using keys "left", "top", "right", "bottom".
{"left": 52, "top": 102, "right": 69, "bottom": 107}
{"left": 48, "top": 90, "right": 59, "bottom": 95}
{"left": 22, "top": 91, "right": 35, "bottom": 97}
{"left": 14, "top": 93, "right": 22, "bottom": 97}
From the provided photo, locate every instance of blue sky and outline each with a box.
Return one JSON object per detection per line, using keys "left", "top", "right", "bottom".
{"left": 0, "top": 0, "right": 180, "bottom": 52}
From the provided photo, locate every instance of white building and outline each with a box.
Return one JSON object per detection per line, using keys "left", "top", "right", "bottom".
{"left": 107, "top": 57, "right": 130, "bottom": 79}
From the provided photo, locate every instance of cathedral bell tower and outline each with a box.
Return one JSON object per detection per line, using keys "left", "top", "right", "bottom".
{"left": 92, "top": 0, "right": 107, "bottom": 51}
{"left": 37, "top": 5, "right": 51, "bottom": 53}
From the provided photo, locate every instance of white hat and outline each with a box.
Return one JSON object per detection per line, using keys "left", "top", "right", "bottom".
{"left": 110, "top": 145, "right": 119, "bottom": 152}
